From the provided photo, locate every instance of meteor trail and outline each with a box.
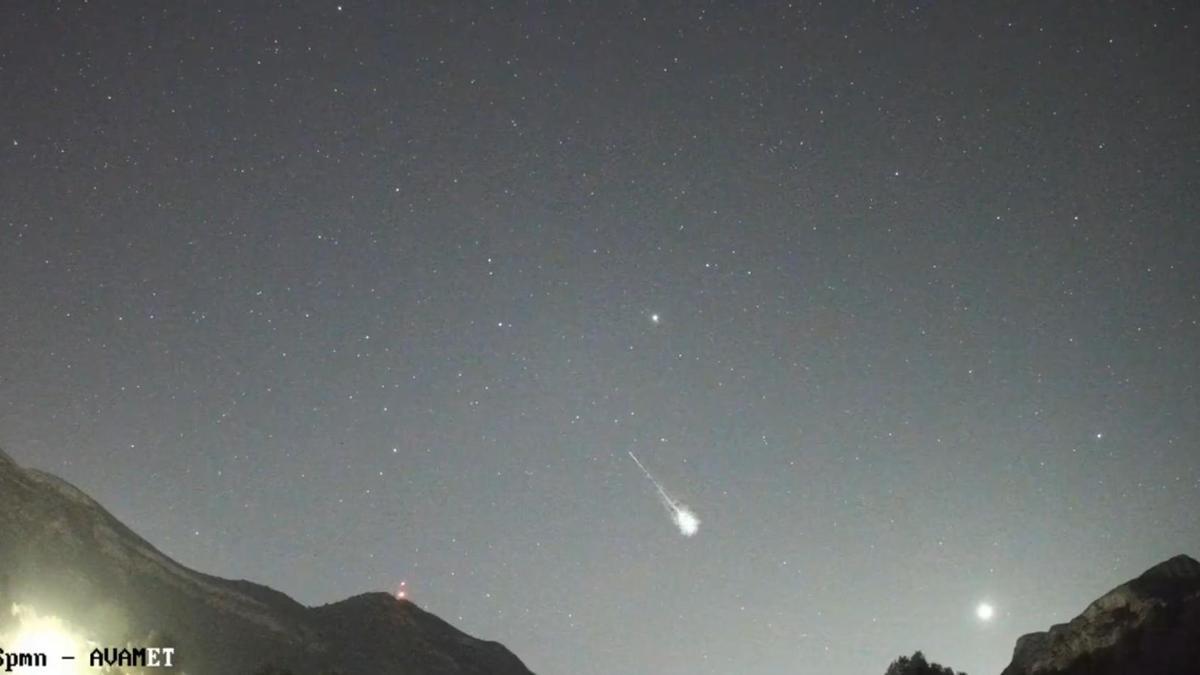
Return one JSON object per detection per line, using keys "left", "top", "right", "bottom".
{"left": 628, "top": 451, "right": 700, "bottom": 537}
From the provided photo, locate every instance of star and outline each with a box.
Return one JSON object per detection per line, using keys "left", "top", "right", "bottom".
{"left": 976, "top": 602, "right": 995, "bottom": 622}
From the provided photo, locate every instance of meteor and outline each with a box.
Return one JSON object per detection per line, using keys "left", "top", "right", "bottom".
{"left": 628, "top": 451, "right": 700, "bottom": 537}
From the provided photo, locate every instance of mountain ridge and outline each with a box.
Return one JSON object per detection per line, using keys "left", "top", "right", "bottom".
{"left": 0, "top": 449, "right": 535, "bottom": 675}
{"left": 1001, "top": 553, "right": 1200, "bottom": 675}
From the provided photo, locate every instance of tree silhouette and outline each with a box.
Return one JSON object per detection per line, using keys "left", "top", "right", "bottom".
{"left": 884, "top": 651, "right": 966, "bottom": 675}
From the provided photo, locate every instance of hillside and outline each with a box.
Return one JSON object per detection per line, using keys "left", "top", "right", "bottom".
{"left": 0, "top": 448, "right": 534, "bottom": 675}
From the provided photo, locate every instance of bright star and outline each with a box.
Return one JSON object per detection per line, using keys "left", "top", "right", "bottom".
{"left": 976, "top": 602, "right": 995, "bottom": 621}
{"left": 650, "top": 313, "right": 660, "bottom": 324}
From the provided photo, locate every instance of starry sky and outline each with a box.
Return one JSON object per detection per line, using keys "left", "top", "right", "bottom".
{"left": 2, "top": 2, "right": 1198, "bottom": 674}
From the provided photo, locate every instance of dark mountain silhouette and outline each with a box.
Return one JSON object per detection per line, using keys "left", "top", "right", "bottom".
{"left": 1001, "top": 553, "right": 1200, "bottom": 675}
{"left": 0, "top": 448, "right": 534, "bottom": 675}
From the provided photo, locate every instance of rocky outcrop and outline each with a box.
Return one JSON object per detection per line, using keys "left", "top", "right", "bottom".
{"left": 0, "top": 449, "right": 534, "bottom": 675}
{"left": 1001, "top": 554, "right": 1200, "bottom": 675}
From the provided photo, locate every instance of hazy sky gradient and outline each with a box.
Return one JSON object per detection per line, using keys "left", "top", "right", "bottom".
{"left": 2, "top": 2, "right": 1198, "bottom": 673}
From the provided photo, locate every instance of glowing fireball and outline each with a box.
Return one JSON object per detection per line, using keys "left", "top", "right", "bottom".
{"left": 673, "top": 506, "right": 700, "bottom": 537}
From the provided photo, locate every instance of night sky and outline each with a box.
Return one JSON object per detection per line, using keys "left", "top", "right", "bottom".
{"left": 2, "top": 2, "right": 1198, "bottom": 674}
